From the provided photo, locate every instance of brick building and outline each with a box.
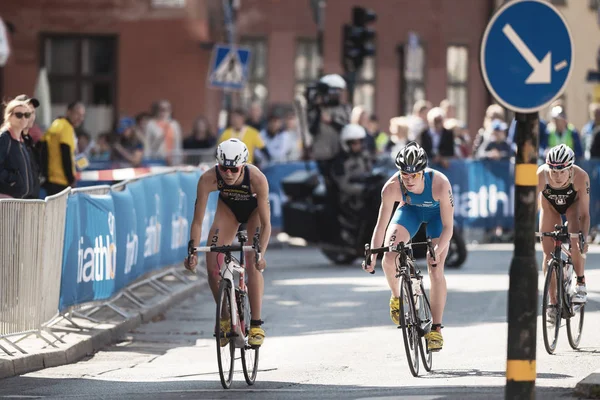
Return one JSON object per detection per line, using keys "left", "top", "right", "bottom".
{"left": 0, "top": 0, "right": 495, "bottom": 138}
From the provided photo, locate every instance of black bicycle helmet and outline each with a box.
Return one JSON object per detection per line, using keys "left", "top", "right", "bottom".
{"left": 395, "top": 141, "right": 428, "bottom": 173}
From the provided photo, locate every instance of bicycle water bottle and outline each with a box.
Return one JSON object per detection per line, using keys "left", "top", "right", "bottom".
{"left": 412, "top": 278, "right": 421, "bottom": 310}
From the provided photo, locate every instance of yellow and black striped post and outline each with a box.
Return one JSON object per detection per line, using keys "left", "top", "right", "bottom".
{"left": 506, "top": 112, "right": 539, "bottom": 399}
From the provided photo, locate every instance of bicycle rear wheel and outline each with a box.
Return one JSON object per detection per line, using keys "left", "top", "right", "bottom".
{"left": 400, "top": 277, "right": 420, "bottom": 377}
{"left": 240, "top": 291, "right": 259, "bottom": 385}
{"left": 542, "top": 261, "right": 562, "bottom": 355}
{"left": 417, "top": 282, "right": 433, "bottom": 372}
{"left": 216, "top": 280, "right": 235, "bottom": 389}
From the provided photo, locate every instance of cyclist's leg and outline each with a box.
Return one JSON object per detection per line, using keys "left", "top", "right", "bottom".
{"left": 424, "top": 214, "right": 447, "bottom": 329}
{"left": 244, "top": 209, "right": 264, "bottom": 321}
{"left": 539, "top": 201, "right": 562, "bottom": 304}
{"left": 206, "top": 201, "right": 240, "bottom": 303}
{"left": 565, "top": 202, "right": 586, "bottom": 302}
{"left": 383, "top": 206, "right": 420, "bottom": 297}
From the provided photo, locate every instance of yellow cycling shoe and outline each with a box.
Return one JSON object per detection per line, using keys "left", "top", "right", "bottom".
{"left": 219, "top": 318, "right": 231, "bottom": 347}
{"left": 390, "top": 296, "right": 400, "bottom": 325}
{"left": 424, "top": 330, "right": 443, "bottom": 352}
{"left": 248, "top": 326, "right": 265, "bottom": 346}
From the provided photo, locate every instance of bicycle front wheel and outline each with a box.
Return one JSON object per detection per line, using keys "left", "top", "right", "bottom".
{"left": 216, "top": 280, "right": 235, "bottom": 389}
{"left": 240, "top": 291, "right": 260, "bottom": 385}
{"left": 542, "top": 261, "right": 562, "bottom": 355}
{"left": 417, "top": 282, "right": 433, "bottom": 372}
{"left": 400, "top": 277, "right": 420, "bottom": 377}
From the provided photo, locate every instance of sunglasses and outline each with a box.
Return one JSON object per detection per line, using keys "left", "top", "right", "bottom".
{"left": 219, "top": 165, "right": 240, "bottom": 173}
{"left": 13, "top": 112, "right": 32, "bottom": 119}
{"left": 400, "top": 171, "right": 423, "bottom": 179}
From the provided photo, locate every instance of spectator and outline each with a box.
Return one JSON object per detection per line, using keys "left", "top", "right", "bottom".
{"left": 218, "top": 108, "right": 267, "bottom": 165}
{"left": 112, "top": 116, "right": 144, "bottom": 168}
{"left": 90, "top": 133, "right": 112, "bottom": 161}
{"left": 76, "top": 131, "right": 93, "bottom": 157}
{"left": 541, "top": 105, "right": 583, "bottom": 158}
{"left": 40, "top": 101, "right": 85, "bottom": 195}
{"left": 259, "top": 114, "right": 296, "bottom": 166}
{"left": 15, "top": 95, "right": 42, "bottom": 198}
{"left": 445, "top": 118, "right": 470, "bottom": 159}
{"left": 134, "top": 112, "right": 151, "bottom": 144}
{"left": 0, "top": 98, "right": 38, "bottom": 199}
{"left": 14, "top": 94, "right": 43, "bottom": 144}
{"left": 419, "top": 107, "right": 455, "bottom": 163}
{"left": 472, "top": 104, "right": 506, "bottom": 158}
{"left": 367, "top": 114, "right": 388, "bottom": 155}
{"left": 183, "top": 115, "right": 216, "bottom": 149}
{"left": 350, "top": 105, "right": 376, "bottom": 154}
{"left": 311, "top": 108, "right": 341, "bottom": 176}
{"left": 440, "top": 98, "right": 456, "bottom": 120}
{"left": 281, "top": 111, "right": 302, "bottom": 161}
{"left": 583, "top": 103, "right": 600, "bottom": 159}
{"left": 145, "top": 100, "right": 183, "bottom": 165}
{"left": 408, "top": 99, "right": 432, "bottom": 141}
{"left": 246, "top": 100, "right": 265, "bottom": 131}
{"left": 483, "top": 120, "right": 512, "bottom": 160}
{"left": 386, "top": 116, "right": 410, "bottom": 158}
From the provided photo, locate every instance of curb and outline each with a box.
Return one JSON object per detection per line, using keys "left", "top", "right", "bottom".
{"left": 0, "top": 277, "right": 204, "bottom": 380}
{"left": 575, "top": 370, "right": 600, "bottom": 399}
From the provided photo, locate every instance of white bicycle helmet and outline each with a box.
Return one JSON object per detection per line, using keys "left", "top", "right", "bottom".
{"left": 395, "top": 141, "right": 428, "bottom": 173}
{"left": 319, "top": 74, "right": 347, "bottom": 90}
{"left": 546, "top": 144, "right": 574, "bottom": 170}
{"left": 216, "top": 138, "right": 249, "bottom": 167}
{"left": 340, "top": 123, "right": 366, "bottom": 152}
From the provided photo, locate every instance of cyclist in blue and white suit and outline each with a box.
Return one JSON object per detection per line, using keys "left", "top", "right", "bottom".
{"left": 363, "top": 141, "right": 455, "bottom": 352}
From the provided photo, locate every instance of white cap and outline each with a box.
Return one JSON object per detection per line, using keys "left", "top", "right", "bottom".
{"left": 319, "top": 74, "right": 346, "bottom": 89}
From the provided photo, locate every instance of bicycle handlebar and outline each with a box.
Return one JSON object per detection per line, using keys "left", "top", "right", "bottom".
{"left": 187, "top": 234, "right": 262, "bottom": 266}
{"left": 363, "top": 238, "right": 437, "bottom": 275}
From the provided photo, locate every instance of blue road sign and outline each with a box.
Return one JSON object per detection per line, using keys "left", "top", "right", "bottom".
{"left": 208, "top": 44, "right": 251, "bottom": 91}
{"left": 480, "top": 0, "right": 573, "bottom": 113}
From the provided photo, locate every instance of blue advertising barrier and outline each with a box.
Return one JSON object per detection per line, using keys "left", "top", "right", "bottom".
{"left": 262, "top": 159, "right": 600, "bottom": 232}
{"left": 59, "top": 193, "right": 117, "bottom": 311}
{"left": 58, "top": 169, "right": 214, "bottom": 312}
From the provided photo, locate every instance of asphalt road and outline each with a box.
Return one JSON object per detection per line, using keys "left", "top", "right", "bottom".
{"left": 0, "top": 245, "right": 598, "bottom": 400}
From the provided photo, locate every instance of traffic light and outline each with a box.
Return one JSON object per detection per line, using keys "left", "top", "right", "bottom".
{"left": 342, "top": 6, "right": 377, "bottom": 73}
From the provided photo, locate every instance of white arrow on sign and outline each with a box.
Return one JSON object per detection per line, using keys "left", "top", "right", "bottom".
{"left": 502, "top": 24, "right": 551, "bottom": 84}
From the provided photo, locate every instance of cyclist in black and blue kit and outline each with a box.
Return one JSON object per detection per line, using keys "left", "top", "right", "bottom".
{"left": 185, "top": 138, "right": 271, "bottom": 347}
{"left": 363, "top": 142, "right": 454, "bottom": 352}
{"left": 537, "top": 144, "right": 590, "bottom": 309}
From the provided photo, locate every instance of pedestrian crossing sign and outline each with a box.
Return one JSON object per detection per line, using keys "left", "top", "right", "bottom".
{"left": 208, "top": 44, "right": 252, "bottom": 91}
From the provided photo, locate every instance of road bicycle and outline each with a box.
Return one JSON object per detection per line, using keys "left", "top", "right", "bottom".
{"left": 364, "top": 237, "right": 437, "bottom": 377}
{"left": 187, "top": 230, "right": 261, "bottom": 389}
{"left": 536, "top": 224, "right": 585, "bottom": 355}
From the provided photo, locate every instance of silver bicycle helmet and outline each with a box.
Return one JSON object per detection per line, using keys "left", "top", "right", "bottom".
{"left": 546, "top": 144, "right": 574, "bottom": 170}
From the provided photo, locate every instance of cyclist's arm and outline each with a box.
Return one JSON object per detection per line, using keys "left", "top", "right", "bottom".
{"left": 370, "top": 178, "right": 398, "bottom": 251}
{"left": 576, "top": 168, "right": 591, "bottom": 239}
{"left": 189, "top": 171, "right": 213, "bottom": 247}
{"left": 253, "top": 169, "right": 272, "bottom": 255}
{"left": 536, "top": 165, "right": 545, "bottom": 212}
{"left": 435, "top": 174, "right": 454, "bottom": 254}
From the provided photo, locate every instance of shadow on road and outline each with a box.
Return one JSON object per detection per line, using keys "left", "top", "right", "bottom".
{"left": 0, "top": 376, "right": 578, "bottom": 400}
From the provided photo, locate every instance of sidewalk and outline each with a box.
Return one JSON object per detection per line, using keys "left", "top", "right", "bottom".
{"left": 0, "top": 267, "right": 206, "bottom": 380}
{"left": 576, "top": 368, "right": 600, "bottom": 399}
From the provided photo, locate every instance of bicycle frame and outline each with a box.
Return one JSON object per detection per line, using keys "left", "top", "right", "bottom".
{"left": 189, "top": 232, "right": 260, "bottom": 349}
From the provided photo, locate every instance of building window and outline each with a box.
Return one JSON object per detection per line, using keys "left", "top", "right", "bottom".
{"left": 43, "top": 35, "right": 117, "bottom": 106}
{"left": 294, "top": 38, "right": 320, "bottom": 97}
{"left": 402, "top": 34, "right": 426, "bottom": 117}
{"left": 239, "top": 37, "right": 268, "bottom": 109}
{"left": 446, "top": 45, "right": 469, "bottom": 123}
{"left": 353, "top": 56, "right": 376, "bottom": 114}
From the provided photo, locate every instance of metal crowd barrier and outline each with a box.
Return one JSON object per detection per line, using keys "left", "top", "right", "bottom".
{"left": 0, "top": 189, "right": 70, "bottom": 354}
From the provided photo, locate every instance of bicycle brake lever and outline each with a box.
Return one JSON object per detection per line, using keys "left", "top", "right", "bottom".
{"left": 364, "top": 244, "right": 375, "bottom": 274}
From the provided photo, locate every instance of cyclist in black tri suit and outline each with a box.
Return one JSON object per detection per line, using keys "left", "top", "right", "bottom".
{"left": 185, "top": 138, "right": 271, "bottom": 346}
{"left": 537, "top": 144, "right": 590, "bottom": 306}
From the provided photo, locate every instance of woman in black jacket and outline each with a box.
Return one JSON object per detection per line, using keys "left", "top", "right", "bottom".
{"left": 0, "top": 98, "right": 38, "bottom": 199}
